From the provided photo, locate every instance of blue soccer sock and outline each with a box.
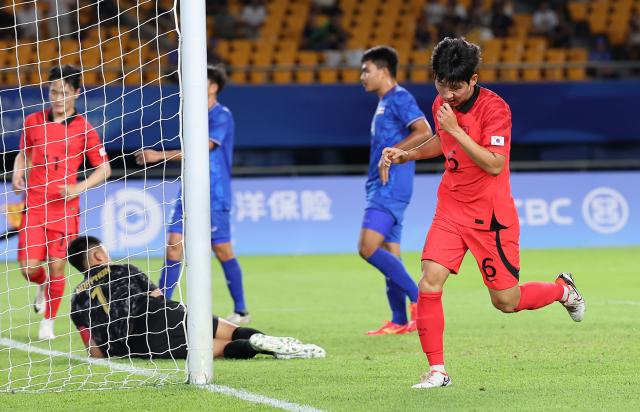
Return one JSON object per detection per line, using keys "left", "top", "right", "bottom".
{"left": 159, "top": 259, "right": 181, "bottom": 299}
{"left": 386, "top": 278, "right": 408, "bottom": 325}
{"left": 367, "top": 248, "right": 418, "bottom": 303}
{"left": 221, "top": 258, "right": 247, "bottom": 313}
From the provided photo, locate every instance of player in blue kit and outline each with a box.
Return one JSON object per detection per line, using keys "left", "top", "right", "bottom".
{"left": 358, "top": 46, "right": 433, "bottom": 335}
{"left": 135, "top": 64, "right": 250, "bottom": 324}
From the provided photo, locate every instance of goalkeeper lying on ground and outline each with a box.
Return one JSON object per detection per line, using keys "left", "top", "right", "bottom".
{"left": 67, "top": 236, "right": 325, "bottom": 360}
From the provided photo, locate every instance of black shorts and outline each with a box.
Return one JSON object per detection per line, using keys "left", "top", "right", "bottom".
{"left": 127, "top": 297, "right": 219, "bottom": 359}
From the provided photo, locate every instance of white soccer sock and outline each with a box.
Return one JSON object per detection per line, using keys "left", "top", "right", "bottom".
{"left": 430, "top": 364, "right": 446, "bottom": 374}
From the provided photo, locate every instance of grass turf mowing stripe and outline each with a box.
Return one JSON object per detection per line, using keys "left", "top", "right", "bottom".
{"left": 0, "top": 337, "right": 326, "bottom": 412}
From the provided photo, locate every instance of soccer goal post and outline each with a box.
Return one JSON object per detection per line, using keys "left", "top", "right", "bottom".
{"left": 0, "top": 0, "right": 212, "bottom": 391}
{"left": 180, "top": 0, "right": 213, "bottom": 385}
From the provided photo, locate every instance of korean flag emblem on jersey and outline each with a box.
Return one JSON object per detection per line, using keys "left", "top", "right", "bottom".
{"left": 490, "top": 135, "right": 505, "bottom": 146}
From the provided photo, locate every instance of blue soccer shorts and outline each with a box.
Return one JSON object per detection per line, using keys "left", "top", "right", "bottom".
{"left": 168, "top": 197, "right": 231, "bottom": 245}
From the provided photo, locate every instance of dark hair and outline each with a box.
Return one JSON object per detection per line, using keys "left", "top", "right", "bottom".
{"left": 48, "top": 64, "right": 82, "bottom": 89}
{"left": 431, "top": 37, "right": 481, "bottom": 85}
{"left": 361, "top": 45, "right": 398, "bottom": 78}
{"left": 67, "top": 236, "right": 102, "bottom": 273}
{"left": 207, "top": 64, "right": 227, "bottom": 93}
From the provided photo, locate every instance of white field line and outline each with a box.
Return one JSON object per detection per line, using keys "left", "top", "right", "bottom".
{"left": 0, "top": 337, "right": 326, "bottom": 412}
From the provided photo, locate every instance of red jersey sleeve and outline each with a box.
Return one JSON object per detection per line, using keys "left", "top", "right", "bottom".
{"left": 84, "top": 123, "right": 109, "bottom": 167}
{"left": 480, "top": 99, "right": 511, "bottom": 157}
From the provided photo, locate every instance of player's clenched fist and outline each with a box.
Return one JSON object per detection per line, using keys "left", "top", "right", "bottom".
{"left": 436, "top": 103, "right": 459, "bottom": 133}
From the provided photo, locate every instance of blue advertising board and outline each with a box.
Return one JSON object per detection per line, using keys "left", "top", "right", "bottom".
{"left": 1, "top": 81, "right": 639, "bottom": 152}
{"left": 0, "top": 171, "right": 637, "bottom": 260}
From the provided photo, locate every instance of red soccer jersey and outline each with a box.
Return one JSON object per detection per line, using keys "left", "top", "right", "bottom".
{"left": 433, "top": 86, "right": 518, "bottom": 230}
{"left": 19, "top": 109, "right": 108, "bottom": 231}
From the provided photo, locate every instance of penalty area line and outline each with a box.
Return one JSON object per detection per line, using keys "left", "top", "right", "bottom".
{"left": 0, "top": 337, "right": 325, "bottom": 412}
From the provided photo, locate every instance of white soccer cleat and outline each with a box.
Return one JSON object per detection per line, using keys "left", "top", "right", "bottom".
{"left": 412, "top": 370, "right": 452, "bottom": 389}
{"left": 34, "top": 284, "right": 45, "bottom": 315}
{"left": 249, "top": 334, "right": 302, "bottom": 355}
{"left": 557, "top": 272, "right": 585, "bottom": 322}
{"left": 225, "top": 312, "right": 251, "bottom": 325}
{"left": 38, "top": 318, "right": 55, "bottom": 340}
{"left": 274, "top": 343, "right": 326, "bottom": 359}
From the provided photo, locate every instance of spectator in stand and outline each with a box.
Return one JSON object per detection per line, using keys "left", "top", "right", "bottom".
{"left": 414, "top": 15, "right": 432, "bottom": 50}
{"left": 313, "top": 0, "right": 340, "bottom": 16}
{"left": 588, "top": 36, "right": 615, "bottom": 79}
{"left": 438, "top": 15, "right": 461, "bottom": 40}
{"left": 213, "top": 1, "right": 238, "bottom": 40}
{"left": 627, "top": 13, "right": 640, "bottom": 63}
{"left": 490, "top": 0, "right": 514, "bottom": 38}
{"left": 444, "top": 0, "right": 468, "bottom": 25}
{"left": 424, "top": 0, "right": 446, "bottom": 27}
{"left": 532, "top": 2, "right": 559, "bottom": 37}
{"left": 325, "top": 13, "right": 348, "bottom": 65}
{"left": 15, "top": 2, "right": 38, "bottom": 39}
{"left": 550, "top": 9, "right": 574, "bottom": 48}
{"left": 240, "top": 0, "right": 266, "bottom": 39}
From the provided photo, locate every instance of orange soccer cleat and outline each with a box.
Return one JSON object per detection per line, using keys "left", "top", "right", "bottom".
{"left": 366, "top": 320, "right": 409, "bottom": 335}
{"left": 405, "top": 302, "right": 418, "bottom": 333}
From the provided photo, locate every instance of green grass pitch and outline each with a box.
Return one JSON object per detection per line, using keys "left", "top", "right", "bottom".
{"left": 1, "top": 247, "right": 639, "bottom": 411}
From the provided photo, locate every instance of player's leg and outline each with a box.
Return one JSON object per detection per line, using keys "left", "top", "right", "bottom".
{"left": 359, "top": 208, "right": 418, "bottom": 334}
{"left": 380, "top": 242, "right": 409, "bottom": 328}
{"left": 17, "top": 218, "right": 48, "bottom": 315}
{"left": 17, "top": 220, "right": 47, "bottom": 284}
{"left": 413, "top": 216, "right": 466, "bottom": 389}
{"left": 38, "top": 230, "right": 70, "bottom": 340}
{"left": 159, "top": 232, "right": 183, "bottom": 298}
{"left": 159, "top": 197, "right": 185, "bottom": 299}
{"left": 383, "top": 241, "right": 418, "bottom": 331}
{"left": 465, "top": 223, "right": 583, "bottom": 319}
{"left": 211, "top": 210, "right": 249, "bottom": 323}
{"left": 212, "top": 317, "right": 323, "bottom": 359}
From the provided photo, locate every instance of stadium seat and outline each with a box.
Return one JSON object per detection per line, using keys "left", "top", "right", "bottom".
{"left": 567, "top": 48, "right": 588, "bottom": 81}
{"left": 296, "top": 51, "right": 318, "bottom": 84}
{"left": 318, "top": 68, "right": 338, "bottom": 84}
{"left": 568, "top": 1, "right": 588, "bottom": 22}
{"left": 341, "top": 68, "right": 360, "bottom": 83}
{"left": 545, "top": 49, "right": 566, "bottom": 81}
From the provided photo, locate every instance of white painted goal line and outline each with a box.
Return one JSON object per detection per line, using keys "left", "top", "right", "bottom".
{"left": 0, "top": 337, "right": 325, "bottom": 412}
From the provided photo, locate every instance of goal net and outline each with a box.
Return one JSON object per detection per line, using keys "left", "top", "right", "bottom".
{"left": 0, "top": 0, "right": 187, "bottom": 391}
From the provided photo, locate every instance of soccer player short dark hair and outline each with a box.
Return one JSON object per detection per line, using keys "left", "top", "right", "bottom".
{"left": 207, "top": 64, "right": 228, "bottom": 93}
{"left": 67, "top": 236, "right": 103, "bottom": 273}
{"left": 431, "top": 37, "right": 481, "bottom": 85}
{"left": 49, "top": 64, "right": 82, "bottom": 90}
{"left": 361, "top": 45, "right": 398, "bottom": 78}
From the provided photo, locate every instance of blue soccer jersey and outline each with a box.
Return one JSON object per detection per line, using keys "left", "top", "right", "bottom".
{"left": 366, "top": 85, "right": 426, "bottom": 205}
{"left": 208, "top": 102, "right": 235, "bottom": 211}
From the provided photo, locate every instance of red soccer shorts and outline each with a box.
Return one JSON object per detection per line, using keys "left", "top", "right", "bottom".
{"left": 422, "top": 214, "right": 521, "bottom": 290}
{"left": 17, "top": 214, "right": 78, "bottom": 261}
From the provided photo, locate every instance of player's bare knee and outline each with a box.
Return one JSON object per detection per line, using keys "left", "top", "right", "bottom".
{"left": 213, "top": 243, "right": 234, "bottom": 261}
{"left": 357, "top": 240, "right": 372, "bottom": 259}
{"left": 166, "top": 243, "right": 183, "bottom": 261}
{"left": 491, "top": 299, "right": 517, "bottom": 313}
{"left": 21, "top": 266, "right": 39, "bottom": 280}
{"left": 418, "top": 276, "right": 442, "bottom": 293}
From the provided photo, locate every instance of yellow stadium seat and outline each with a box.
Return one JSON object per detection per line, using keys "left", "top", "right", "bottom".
{"left": 478, "top": 68, "right": 497, "bottom": 82}
{"left": 318, "top": 68, "right": 338, "bottom": 84}
{"left": 545, "top": 49, "right": 566, "bottom": 81}
{"left": 341, "top": 68, "right": 360, "bottom": 83}
{"left": 568, "top": 1, "right": 588, "bottom": 22}
{"left": 296, "top": 51, "right": 318, "bottom": 84}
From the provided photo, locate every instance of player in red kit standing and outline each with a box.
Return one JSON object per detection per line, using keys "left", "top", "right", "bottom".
{"left": 381, "top": 38, "right": 585, "bottom": 389}
{"left": 11, "top": 65, "right": 111, "bottom": 340}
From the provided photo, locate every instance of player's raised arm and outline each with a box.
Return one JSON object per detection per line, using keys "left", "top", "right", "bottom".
{"left": 436, "top": 102, "right": 505, "bottom": 176}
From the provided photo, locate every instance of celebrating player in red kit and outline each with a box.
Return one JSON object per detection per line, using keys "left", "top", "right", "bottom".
{"left": 380, "top": 38, "right": 585, "bottom": 389}
{"left": 11, "top": 65, "right": 111, "bottom": 340}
